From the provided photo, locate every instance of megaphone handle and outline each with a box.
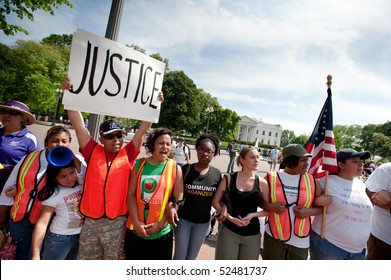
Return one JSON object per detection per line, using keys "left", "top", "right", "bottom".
{"left": 73, "top": 155, "right": 82, "bottom": 173}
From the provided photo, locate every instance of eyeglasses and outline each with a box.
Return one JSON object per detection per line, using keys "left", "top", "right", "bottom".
{"left": 102, "top": 133, "right": 124, "bottom": 140}
{"left": 197, "top": 148, "right": 215, "bottom": 156}
{"left": 0, "top": 109, "right": 22, "bottom": 116}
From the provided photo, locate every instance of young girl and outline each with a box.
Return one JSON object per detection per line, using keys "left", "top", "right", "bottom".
{"left": 0, "top": 125, "right": 75, "bottom": 260}
{"left": 31, "top": 157, "right": 85, "bottom": 260}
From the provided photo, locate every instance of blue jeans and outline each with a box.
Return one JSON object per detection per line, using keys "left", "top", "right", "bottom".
{"left": 227, "top": 155, "right": 236, "bottom": 173}
{"left": 42, "top": 231, "right": 80, "bottom": 260}
{"left": 310, "top": 230, "right": 365, "bottom": 260}
{"left": 173, "top": 217, "right": 210, "bottom": 260}
{"left": 7, "top": 217, "right": 35, "bottom": 260}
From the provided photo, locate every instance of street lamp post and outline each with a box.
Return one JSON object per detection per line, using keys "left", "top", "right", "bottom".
{"left": 205, "top": 106, "right": 214, "bottom": 133}
{"left": 51, "top": 88, "right": 63, "bottom": 126}
{"left": 88, "top": 0, "right": 124, "bottom": 141}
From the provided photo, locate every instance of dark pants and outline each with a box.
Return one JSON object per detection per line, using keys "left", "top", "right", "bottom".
{"left": 366, "top": 233, "right": 391, "bottom": 260}
{"left": 8, "top": 217, "right": 35, "bottom": 260}
{"left": 125, "top": 228, "right": 173, "bottom": 260}
{"left": 262, "top": 232, "right": 308, "bottom": 260}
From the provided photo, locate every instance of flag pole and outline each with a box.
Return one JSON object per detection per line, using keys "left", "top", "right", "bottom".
{"left": 320, "top": 75, "right": 332, "bottom": 238}
{"left": 321, "top": 170, "right": 329, "bottom": 238}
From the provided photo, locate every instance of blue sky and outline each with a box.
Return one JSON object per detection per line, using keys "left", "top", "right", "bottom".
{"left": 1, "top": 0, "right": 390, "bottom": 135}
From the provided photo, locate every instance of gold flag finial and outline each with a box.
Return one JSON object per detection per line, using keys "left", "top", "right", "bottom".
{"left": 326, "top": 75, "right": 332, "bottom": 88}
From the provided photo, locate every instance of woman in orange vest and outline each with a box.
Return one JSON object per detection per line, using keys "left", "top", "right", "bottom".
{"left": 125, "top": 128, "right": 184, "bottom": 260}
{"left": 262, "top": 144, "right": 331, "bottom": 260}
{"left": 0, "top": 125, "right": 80, "bottom": 259}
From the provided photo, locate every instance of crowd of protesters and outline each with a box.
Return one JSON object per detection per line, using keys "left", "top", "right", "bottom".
{"left": 1, "top": 87, "right": 390, "bottom": 260}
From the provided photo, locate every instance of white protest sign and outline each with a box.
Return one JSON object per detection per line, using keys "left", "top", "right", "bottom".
{"left": 63, "top": 29, "right": 165, "bottom": 123}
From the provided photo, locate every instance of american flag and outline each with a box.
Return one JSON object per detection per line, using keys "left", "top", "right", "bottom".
{"left": 306, "top": 87, "right": 338, "bottom": 178}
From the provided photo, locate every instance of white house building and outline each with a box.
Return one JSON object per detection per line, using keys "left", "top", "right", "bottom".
{"left": 237, "top": 116, "right": 282, "bottom": 147}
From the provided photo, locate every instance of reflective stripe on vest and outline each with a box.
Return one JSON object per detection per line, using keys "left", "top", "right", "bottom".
{"left": 81, "top": 145, "right": 131, "bottom": 219}
{"left": 11, "top": 150, "right": 46, "bottom": 224}
{"left": 295, "top": 173, "right": 315, "bottom": 237}
{"left": 127, "top": 158, "right": 177, "bottom": 230}
{"left": 268, "top": 171, "right": 287, "bottom": 240}
{"left": 267, "top": 172, "right": 315, "bottom": 241}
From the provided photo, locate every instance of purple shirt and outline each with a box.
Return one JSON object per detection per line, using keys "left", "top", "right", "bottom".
{"left": 0, "top": 127, "right": 40, "bottom": 166}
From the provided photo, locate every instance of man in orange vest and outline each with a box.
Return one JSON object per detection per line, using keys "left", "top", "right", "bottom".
{"left": 63, "top": 77, "right": 163, "bottom": 259}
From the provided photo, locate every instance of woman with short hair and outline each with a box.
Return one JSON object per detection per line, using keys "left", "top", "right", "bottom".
{"left": 125, "top": 127, "right": 183, "bottom": 260}
{"left": 174, "top": 133, "right": 222, "bottom": 260}
{"left": 262, "top": 144, "right": 331, "bottom": 260}
{"left": 0, "top": 100, "right": 40, "bottom": 193}
{"left": 310, "top": 149, "right": 373, "bottom": 260}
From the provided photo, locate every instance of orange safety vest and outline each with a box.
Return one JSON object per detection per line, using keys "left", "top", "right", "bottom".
{"left": 80, "top": 144, "right": 132, "bottom": 219}
{"left": 126, "top": 158, "right": 177, "bottom": 230}
{"left": 10, "top": 150, "right": 46, "bottom": 224}
{"left": 267, "top": 171, "right": 315, "bottom": 242}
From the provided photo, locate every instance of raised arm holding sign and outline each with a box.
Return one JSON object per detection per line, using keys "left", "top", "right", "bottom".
{"left": 62, "top": 75, "right": 163, "bottom": 260}
{"left": 60, "top": 29, "right": 166, "bottom": 260}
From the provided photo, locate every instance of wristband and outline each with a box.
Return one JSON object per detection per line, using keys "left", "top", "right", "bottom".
{"left": 170, "top": 197, "right": 186, "bottom": 207}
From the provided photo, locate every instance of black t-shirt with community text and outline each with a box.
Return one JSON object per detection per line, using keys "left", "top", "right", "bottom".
{"left": 178, "top": 164, "right": 221, "bottom": 223}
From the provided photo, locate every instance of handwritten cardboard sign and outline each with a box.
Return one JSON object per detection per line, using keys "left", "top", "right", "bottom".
{"left": 63, "top": 29, "right": 165, "bottom": 123}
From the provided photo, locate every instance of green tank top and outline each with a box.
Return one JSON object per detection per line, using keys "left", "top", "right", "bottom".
{"left": 135, "top": 158, "right": 173, "bottom": 239}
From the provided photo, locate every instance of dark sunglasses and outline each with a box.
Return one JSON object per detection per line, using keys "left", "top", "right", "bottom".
{"left": 0, "top": 109, "right": 22, "bottom": 116}
{"left": 102, "top": 133, "right": 124, "bottom": 140}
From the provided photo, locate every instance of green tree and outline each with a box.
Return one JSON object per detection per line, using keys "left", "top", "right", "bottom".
{"left": 205, "top": 102, "right": 240, "bottom": 141}
{"left": 333, "top": 128, "right": 343, "bottom": 151}
{"left": 0, "top": 40, "right": 68, "bottom": 116}
{"left": 150, "top": 52, "right": 170, "bottom": 73}
{"left": 359, "top": 121, "right": 391, "bottom": 160}
{"left": 128, "top": 44, "right": 170, "bottom": 72}
{"left": 369, "top": 132, "right": 391, "bottom": 159}
{"left": 293, "top": 134, "right": 309, "bottom": 146}
{"left": 334, "top": 124, "right": 362, "bottom": 149}
{"left": 184, "top": 89, "right": 240, "bottom": 140}
{"left": 159, "top": 72, "right": 240, "bottom": 139}
{"left": 380, "top": 121, "right": 391, "bottom": 137}
{"left": 280, "top": 129, "right": 296, "bottom": 147}
{"left": 159, "top": 71, "right": 201, "bottom": 133}
{"left": 128, "top": 44, "right": 146, "bottom": 54}
{"left": 0, "top": 43, "right": 15, "bottom": 101}
{"left": 1, "top": 0, "right": 73, "bottom": 36}
{"left": 42, "top": 34, "right": 73, "bottom": 47}
{"left": 191, "top": 90, "right": 215, "bottom": 134}
{"left": 360, "top": 121, "right": 391, "bottom": 159}
{"left": 360, "top": 124, "right": 379, "bottom": 152}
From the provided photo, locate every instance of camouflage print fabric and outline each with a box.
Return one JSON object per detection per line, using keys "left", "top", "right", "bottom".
{"left": 77, "top": 216, "right": 127, "bottom": 260}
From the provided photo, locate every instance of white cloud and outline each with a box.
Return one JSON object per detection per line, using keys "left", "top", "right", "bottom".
{"left": 1, "top": 0, "right": 390, "bottom": 135}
